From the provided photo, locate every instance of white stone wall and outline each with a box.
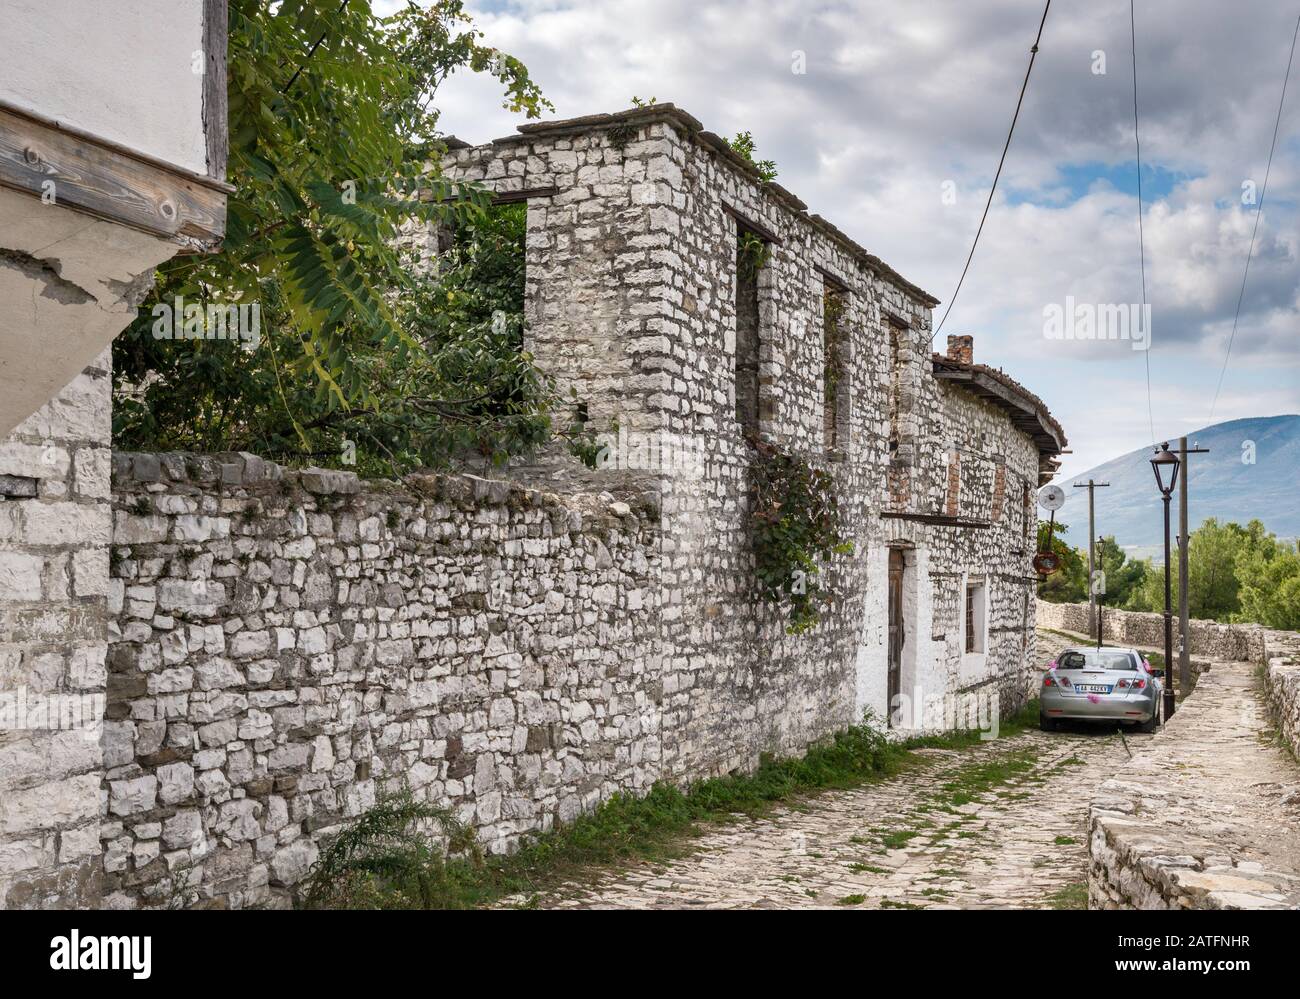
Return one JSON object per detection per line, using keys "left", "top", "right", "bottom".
{"left": 443, "top": 106, "right": 1048, "bottom": 769}
{"left": 0, "top": 351, "right": 112, "bottom": 908}
{"left": 0, "top": 105, "right": 1060, "bottom": 909}
{"left": 100, "top": 455, "right": 661, "bottom": 908}
{"left": 1264, "top": 630, "right": 1300, "bottom": 760}
{"left": 1036, "top": 600, "right": 1267, "bottom": 664}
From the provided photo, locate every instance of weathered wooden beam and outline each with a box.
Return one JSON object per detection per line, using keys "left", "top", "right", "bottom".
{"left": 203, "top": 0, "right": 230, "bottom": 182}
{"left": 491, "top": 186, "right": 559, "bottom": 205}
{"left": 0, "top": 100, "right": 231, "bottom": 252}
{"left": 814, "top": 263, "right": 852, "bottom": 294}
{"left": 722, "top": 202, "right": 784, "bottom": 246}
{"left": 881, "top": 511, "right": 993, "bottom": 529}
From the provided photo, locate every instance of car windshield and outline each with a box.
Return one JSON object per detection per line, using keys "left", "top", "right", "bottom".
{"left": 1057, "top": 650, "right": 1136, "bottom": 671}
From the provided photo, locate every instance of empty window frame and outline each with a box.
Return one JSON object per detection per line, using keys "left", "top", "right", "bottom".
{"left": 965, "top": 578, "right": 987, "bottom": 654}
{"left": 887, "top": 318, "right": 905, "bottom": 453}
{"left": 735, "top": 227, "right": 766, "bottom": 434}
{"left": 822, "top": 279, "right": 847, "bottom": 450}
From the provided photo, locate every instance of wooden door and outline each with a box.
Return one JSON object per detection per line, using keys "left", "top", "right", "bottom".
{"left": 888, "top": 548, "right": 905, "bottom": 725}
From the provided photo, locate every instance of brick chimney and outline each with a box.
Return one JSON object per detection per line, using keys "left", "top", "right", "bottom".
{"left": 946, "top": 334, "right": 974, "bottom": 365}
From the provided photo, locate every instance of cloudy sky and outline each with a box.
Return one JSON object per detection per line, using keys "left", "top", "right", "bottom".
{"left": 380, "top": 0, "right": 1300, "bottom": 478}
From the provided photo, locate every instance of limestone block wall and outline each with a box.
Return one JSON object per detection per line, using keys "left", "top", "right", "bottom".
{"left": 101, "top": 453, "right": 661, "bottom": 908}
{"left": 444, "top": 107, "right": 1047, "bottom": 764}
{"left": 1035, "top": 600, "right": 1267, "bottom": 664}
{"left": 1264, "top": 630, "right": 1300, "bottom": 760}
{"left": 0, "top": 351, "right": 112, "bottom": 908}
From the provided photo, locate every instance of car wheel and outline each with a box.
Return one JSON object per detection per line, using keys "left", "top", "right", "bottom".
{"left": 1136, "top": 713, "right": 1157, "bottom": 734}
{"left": 1039, "top": 712, "right": 1057, "bottom": 732}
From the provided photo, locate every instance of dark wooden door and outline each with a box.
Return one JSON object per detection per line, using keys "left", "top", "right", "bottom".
{"left": 888, "top": 548, "right": 904, "bottom": 725}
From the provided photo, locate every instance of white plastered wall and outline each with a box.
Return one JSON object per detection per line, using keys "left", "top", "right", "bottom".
{"left": 0, "top": 0, "right": 208, "bottom": 174}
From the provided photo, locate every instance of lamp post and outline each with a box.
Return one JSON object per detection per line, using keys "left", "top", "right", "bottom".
{"left": 1150, "top": 442, "right": 1181, "bottom": 721}
{"left": 1094, "top": 535, "right": 1106, "bottom": 651}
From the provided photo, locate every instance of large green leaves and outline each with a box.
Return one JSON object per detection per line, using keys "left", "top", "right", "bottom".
{"left": 115, "top": 1, "right": 560, "bottom": 472}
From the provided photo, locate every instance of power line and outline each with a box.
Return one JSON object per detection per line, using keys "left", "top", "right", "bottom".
{"left": 1130, "top": 0, "right": 1156, "bottom": 446}
{"left": 931, "top": 0, "right": 1051, "bottom": 344}
{"left": 1207, "top": 12, "right": 1300, "bottom": 424}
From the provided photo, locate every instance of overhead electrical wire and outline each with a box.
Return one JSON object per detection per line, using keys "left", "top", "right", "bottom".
{"left": 1130, "top": 0, "right": 1156, "bottom": 445}
{"left": 1207, "top": 12, "right": 1300, "bottom": 424}
{"left": 931, "top": 0, "right": 1051, "bottom": 344}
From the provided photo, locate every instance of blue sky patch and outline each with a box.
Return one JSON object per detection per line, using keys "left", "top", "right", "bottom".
{"left": 1007, "top": 161, "right": 1197, "bottom": 206}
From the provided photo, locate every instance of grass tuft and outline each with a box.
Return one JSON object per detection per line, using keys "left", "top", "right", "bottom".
{"left": 301, "top": 702, "right": 1041, "bottom": 909}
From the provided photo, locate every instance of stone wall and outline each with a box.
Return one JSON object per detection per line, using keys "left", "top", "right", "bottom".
{"left": 1264, "top": 630, "right": 1300, "bottom": 761}
{"left": 1035, "top": 600, "right": 1267, "bottom": 665}
{"left": 0, "top": 352, "right": 112, "bottom": 908}
{"left": 1087, "top": 652, "right": 1300, "bottom": 910}
{"left": 1, "top": 103, "right": 1066, "bottom": 909}
{"left": 101, "top": 452, "right": 661, "bottom": 908}
{"left": 442, "top": 105, "right": 1051, "bottom": 752}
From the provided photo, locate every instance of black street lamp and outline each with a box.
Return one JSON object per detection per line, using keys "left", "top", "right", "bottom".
{"left": 1094, "top": 535, "right": 1106, "bottom": 651}
{"left": 1150, "top": 442, "right": 1181, "bottom": 721}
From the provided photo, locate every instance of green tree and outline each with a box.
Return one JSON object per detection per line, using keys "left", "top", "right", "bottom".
{"left": 1125, "top": 518, "right": 1297, "bottom": 629}
{"left": 114, "top": 0, "right": 562, "bottom": 473}
{"left": 1036, "top": 521, "right": 1086, "bottom": 603}
{"left": 1237, "top": 540, "right": 1300, "bottom": 630}
{"left": 1093, "top": 536, "right": 1147, "bottom": 608}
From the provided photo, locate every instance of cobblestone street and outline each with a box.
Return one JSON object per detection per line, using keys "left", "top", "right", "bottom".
{"left": 538, "top": 720, "right": 1150, "bottom": 910}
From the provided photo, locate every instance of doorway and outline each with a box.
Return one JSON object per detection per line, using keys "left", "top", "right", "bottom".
{"left": 888, "top": 548, "right": 905, "bottom": 726}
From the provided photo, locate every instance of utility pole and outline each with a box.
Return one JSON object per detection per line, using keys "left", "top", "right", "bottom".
{"left": 1073, "top": 479, "right": 1110, "bottom": 639}
{"left": 1175, "top": 438, "right": 1209, "bottom": 694}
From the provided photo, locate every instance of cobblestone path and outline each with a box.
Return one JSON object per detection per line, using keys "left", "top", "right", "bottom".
{"left": 536, "top": 720, "right": 1152, "bottom": 910}
{"left": 1089, "top": 658, "right": 1300, "bottom": 908}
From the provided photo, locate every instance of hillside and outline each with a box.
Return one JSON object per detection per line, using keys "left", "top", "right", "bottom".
{"left": 1055, "top": 415, "right": 1300, "bottom": 558}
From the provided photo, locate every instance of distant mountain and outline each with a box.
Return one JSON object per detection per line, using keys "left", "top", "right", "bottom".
{"left": 1055, "top": 415, "right": 1300, "bottom": 559}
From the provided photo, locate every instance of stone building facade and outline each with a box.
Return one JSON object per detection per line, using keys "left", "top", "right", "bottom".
{"left": 442, "top": 104, "right": 1064, "bottom": 749}
{"left": 0, "top": 103, "right": 1066, "bottom": 908}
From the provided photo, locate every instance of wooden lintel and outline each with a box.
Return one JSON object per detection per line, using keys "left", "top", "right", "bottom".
{"left": 0, "top": 100, "right": 230, "bottom": 252}
{"left": 881, "top": 511, "right": 993, "bottom": 529}
{"left": 722, "top": 202, "right": 784, "bottom": 246}
{"left": 882, "top": 310, "right": 911, "bottom": 329}
{"left": 815, "top": 264, "right": 852, "bottom": 294}
{"left": 492, "top": 186, "right": 559, "bottom": 205}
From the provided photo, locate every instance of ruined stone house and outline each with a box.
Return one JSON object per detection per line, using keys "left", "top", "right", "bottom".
{"left": 0, "top": 100, "right": 1064, "bottom": 909}
{"left": 438, "top": 103, "right": 1066, "bottom": 743}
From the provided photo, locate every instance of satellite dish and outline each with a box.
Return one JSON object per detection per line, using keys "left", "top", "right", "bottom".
{"left": 1037, "top": 484, "right": 1065, "bottom": 512}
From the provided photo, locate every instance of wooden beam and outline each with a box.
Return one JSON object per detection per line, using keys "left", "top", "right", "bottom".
{"left": 491, "top": 186, "right": 558, "bottom": 205}
{"left": 722, "top": 202, "right": 784, "bottom": 246}
{"left": 0, "top": 101, "right": 231, "bottom": 252}
{"left": 814, "top": 263, "right": 852, "bottom": 294}
{"left": 203, "top": 0, "right": 229, "bottom": 182}
{"left": 881, "top": 511, "right": 993, "bottom": 529}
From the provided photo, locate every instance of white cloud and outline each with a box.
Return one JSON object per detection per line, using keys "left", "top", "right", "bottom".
{"left": 404, "top": 0, "right": 1300, "bottom": 472}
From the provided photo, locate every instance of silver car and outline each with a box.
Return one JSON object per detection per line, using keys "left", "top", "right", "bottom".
{"left": 1039, "top": 646, "right": 1162, "bottom": 733}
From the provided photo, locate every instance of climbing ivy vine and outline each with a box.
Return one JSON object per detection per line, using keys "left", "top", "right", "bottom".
{"left": 748, "top": 435, "right": 854, "bottom": 633}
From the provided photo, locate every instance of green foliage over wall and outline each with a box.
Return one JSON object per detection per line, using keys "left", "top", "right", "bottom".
{"left": 1040, "top": 515, "right": 1300, "bottom": 632}
{"left": 749, "top": 437, "right": 853, "bottom": 633}
{"left": 113, "top": 1, "right": 573, "bottom": 476}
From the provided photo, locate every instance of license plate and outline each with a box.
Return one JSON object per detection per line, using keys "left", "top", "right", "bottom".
{"left": 1074, "top": 684, "right": 1111, "bottom": 694}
